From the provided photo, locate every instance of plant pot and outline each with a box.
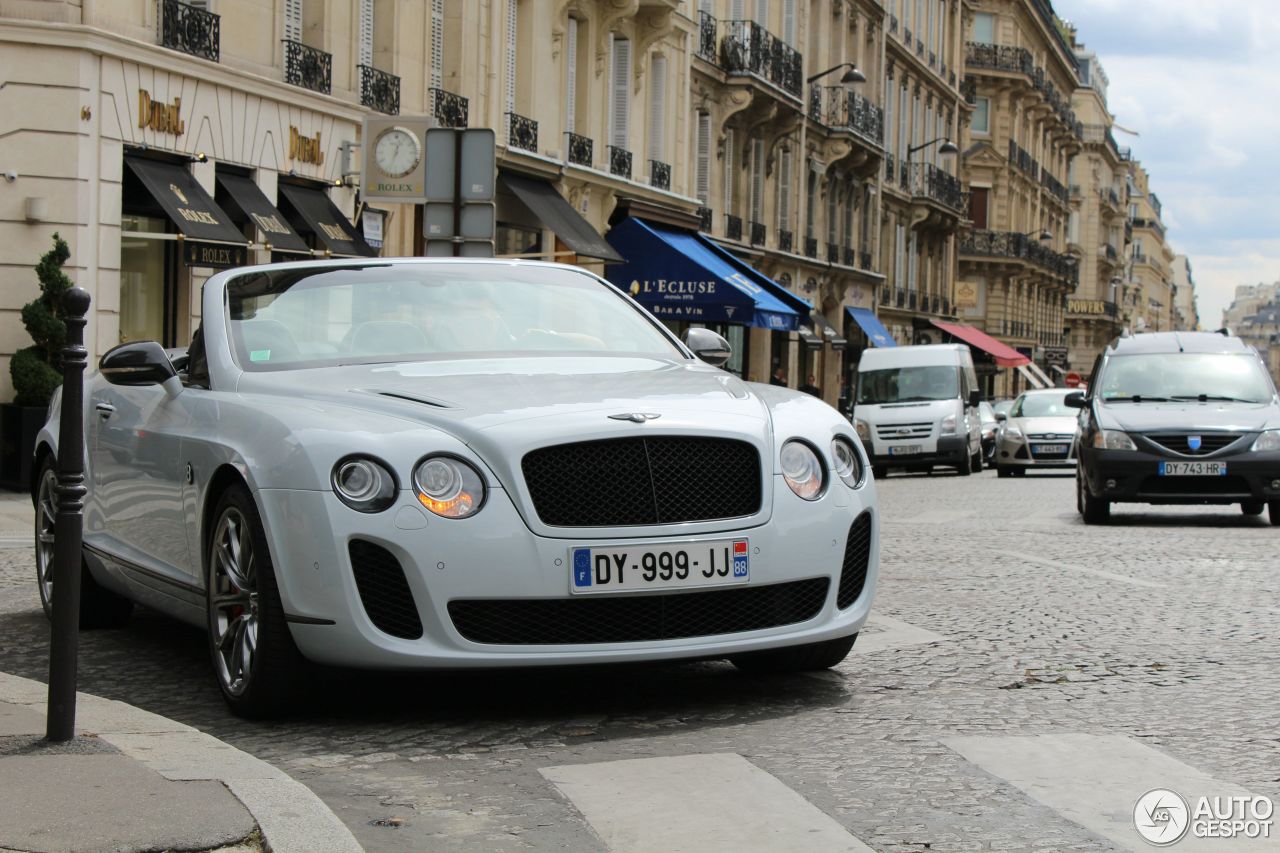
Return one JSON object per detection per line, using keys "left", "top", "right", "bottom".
{"left": 0, "top": 402, "right": 46, "bottom": 493}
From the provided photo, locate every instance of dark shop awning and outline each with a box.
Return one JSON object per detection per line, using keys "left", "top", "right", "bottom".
{"left": 847, "top": 307, "right": 897, "bottom": 348}
{"left": 500, "top": 173, "right": 625, "bottom": 263}
{"left": 123, "top": 157, "right": 247, "bottom": 245}
{"left": 215, "top": 173, "right": 310, "bottom": 255}
{"left": 812, "top": 312, "right": 848, "bottom": 350}
{"left": 278, "top": 184, "right": 376, "bottom": 257}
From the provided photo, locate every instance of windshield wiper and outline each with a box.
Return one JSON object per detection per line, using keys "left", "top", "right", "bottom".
{"left": 1169, "top": 394, "right": 1260, "bottom": 403}
{"left": 1108, "top": 395, "right": 1171, "bottom": 402}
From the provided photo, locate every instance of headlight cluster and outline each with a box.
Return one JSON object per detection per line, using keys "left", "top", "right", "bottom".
{"left": 940, "top": 413, "right": 957, "bottom": 435}
{"left": 1004, "top": 425, "right": 1024, "bottom": 441}
{"left": 854, "top": 418, "right": 871, "bottom": 441}
{"left": 330, "top": 454, "right": 487, "bottom": 518}
{"left": 1253, "top": 429, "right": 1280, "bottom": 452}
{"left": 1092, "top": 429, "right": 1136, "bottom": 451}
{"left": 780, "top": 437, "right": 864, "bottom": 500}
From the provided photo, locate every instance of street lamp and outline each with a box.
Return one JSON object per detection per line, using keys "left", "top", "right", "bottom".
{"left": 806, "top": 62, "right": 867, "bottom": 85}
{"left": 1022, "top": 229, "right": 1053, "bottom": 242}
{"left": 907, "top": 137, "right": 959, "bottom": 158}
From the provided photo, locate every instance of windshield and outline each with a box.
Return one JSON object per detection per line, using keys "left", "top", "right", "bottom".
{"left": 857, "top": 365, "right": 959, "bottom": 404}
{"left": 224, "top": 263, "right": 682, "bottom": 371}
{"left": 1097, "top": 353, "right": 1274, "bottom": 404}
{"left": 1011, "top": 391, "right": 1072, "bottom": 418}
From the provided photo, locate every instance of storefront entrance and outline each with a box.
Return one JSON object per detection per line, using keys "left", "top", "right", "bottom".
{"left": 119, "top": 214, "right": 177, "bottom": 346}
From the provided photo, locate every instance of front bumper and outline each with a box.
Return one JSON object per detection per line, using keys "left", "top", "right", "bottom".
{"left": 861, "top": 435, "right": 968, "bottom": 468}
{"left": 1080, "top": 448, "right": 1280, "bottom": 504}
{"left": 996, "top": 435, "right": 1077, "bottom": 468}
{"left": 255, "top": 482, "right": 879, "bottom": 669}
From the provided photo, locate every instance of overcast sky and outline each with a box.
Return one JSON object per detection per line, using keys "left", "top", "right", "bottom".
{"left": 1054, "top": 0, "right": 1280, "bottom": 327}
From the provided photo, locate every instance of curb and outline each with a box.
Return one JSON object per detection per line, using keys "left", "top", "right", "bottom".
{"left": 0, "top": 672, "right": 363, "bottom": 853}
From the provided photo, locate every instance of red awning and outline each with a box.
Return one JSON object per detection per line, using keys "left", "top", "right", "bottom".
{"left": 930, "top": 320, "right": 1030, "bottom": 367}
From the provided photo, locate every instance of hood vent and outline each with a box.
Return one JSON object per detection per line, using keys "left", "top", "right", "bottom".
{"left": 367, "top": 389, "right": 458, "bottom": 409}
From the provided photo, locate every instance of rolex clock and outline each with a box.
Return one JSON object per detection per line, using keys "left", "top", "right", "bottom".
{"left": 373, "top": 126, "right": 422, "bottom": 178}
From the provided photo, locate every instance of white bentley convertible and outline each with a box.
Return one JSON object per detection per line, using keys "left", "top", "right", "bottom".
{"left": 35, "top": 260, "right": 879, "bottom": 716}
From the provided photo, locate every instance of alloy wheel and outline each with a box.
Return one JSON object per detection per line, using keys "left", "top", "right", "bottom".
{"left": 35, "top": 466, "right": 57, "bottom": 610}
{"left": 209, "top": 507, "right": 260, "bottom": 697}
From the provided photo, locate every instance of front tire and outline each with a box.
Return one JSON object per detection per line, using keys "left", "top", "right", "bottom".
{"left": 997, "top": 465, "right": 1012, "bottom": 478}
{"left": 1269, "top": 502, "right": 1280, "bottom": 526}
{"left": 730, "top": 634, "right": 857, "bottom": 674}
{"left": 34, "top": 457, "right": 132, "bottom": 629}
{"left": 970, "top": 449, "right": 983, "bottom": 473}
{"left": 206, "top": 484, "right": 305, "bottom": 718}
{"left": 1241, "top": 501, "right": 1264, "bottom": 516}
{"left": 1079, "top": 469, "right": 1110, "bottom": 524}
{"left": 872, "top": 465, "right": 888, "bottom": 480}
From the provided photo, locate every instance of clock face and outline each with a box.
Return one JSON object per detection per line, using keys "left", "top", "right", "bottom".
{"left": 374, "top": 127, "right": 421, "bottom": 178}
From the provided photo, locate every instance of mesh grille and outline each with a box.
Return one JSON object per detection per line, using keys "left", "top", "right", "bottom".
{"left": 1144, "top": 433, "right": 1244, "bottom": 456}
{"left": 837, "top": 512, "right": 873, "bottom": 609}
{"left": 349, "top": 540, "right": 423, "bottom": 640}
{"left": 521, "top": 437, "right": 762, "bottom": 526}
{"left": 447, "top": 578, "right": 830, "bottom": 645}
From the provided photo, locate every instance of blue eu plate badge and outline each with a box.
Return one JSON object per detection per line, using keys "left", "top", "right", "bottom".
{"left": 572, "top": 548, "right": 592, "bottom": 588}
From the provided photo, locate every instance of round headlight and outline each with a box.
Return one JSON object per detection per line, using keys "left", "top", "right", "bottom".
{"left": 831, "top": 437, "right": 863, "bottom": 488}
{"left": 780, "top": 440, "right": 824, "bottom": 501}
{"left": 331, "top": 457, "right": 397, "bottom": 512}
{"left": 413, "top": 455, "right": 486, "bottom": 518}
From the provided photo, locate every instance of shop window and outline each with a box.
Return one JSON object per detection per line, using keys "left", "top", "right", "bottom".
{"left": 119, "top": 215, "right": 172, "bottom": 346}
{"left": 497, "top": 222, "right": 541, "bottom": 257}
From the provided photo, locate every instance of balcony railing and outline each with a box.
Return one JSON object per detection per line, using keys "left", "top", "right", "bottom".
{"left": 430, "top": 87, "right": 469, "bottom": 128}
{"left": 965, "top": 42, "right": 1034, "bottom": 76}
{"left": 750, "top": 221, "right": 766, "bottom": 246}
{"left": 726, "top": 215, "right": 743, "bottom": 240}
{"left": 1101, "top": 243, "right": 1119, "bottom": 262}
{"left": 1008, "top": 139, "right": 1039, "bottom": 180}
{"left": 697, "top": 206, "right": 713, "bottom": 232}
{"left": 827, "top": 243, "right": 840, "bottom": 263}
{"left": 885, "top": 153, "right": 895, "bottom": 181}
{"left": 860, "top": 250, "right": 873, "bottom": 271}
{"left": 895, "top": 288, "right": 906, "bottom": 308}
{"left": 842, "top": 246, "right": 855, "bottom": 267}
{"left": 567, "top": 132, "right": 593, "bottom": 167}
{"left": 1040, "top": 169, "right": 1069, "bottom": 205}
{"left": 161, "top": 0, "right": 219, "bottom": 62}
{"left": 778, "top": 228, "right": 793, "bottom": 252}
{"left": 960, "top": 75, "right": 977, "bottom": 105}
{"left": 908, "top": 291, "right": 918, "bottom": 310}
{"left": 910, "top": 163, "right": 964, "bottom": 211}
{"left": 359, "top": 65, "right": 400, "bottom": 114}
{"left": 812, "top": 87, "right": 884, "bottom": 145}
{"left": 718, "top": 19, "right": 802, "bottom": 98}
{"left": 960, "top": 229, "right": 1078, "bottom": 280}
{"left": 608, "top": 145, "right": 632, "bottom": 179}
{"left": 649, "top": 159, "right": 671, "bottom": 190}
{"left": 1082, "top": 124, "right": 1122, "bottom": 160}
{"left": 1132, "top": 217, "right": 1166, "bottom": 239}
{"left": 697, "top": 11, "right": 718, "bottom": 62}
{"left": 804, "top": 236, "right": 818, "bottom": 258}
{"left": 506, "top": 112, "right": 537, "bottom": 152}
{"left": 880, "top": 286, "right": 890, "bottom": 306}
{"left": 283, "top": 40, "right": 331, "bottom": 95}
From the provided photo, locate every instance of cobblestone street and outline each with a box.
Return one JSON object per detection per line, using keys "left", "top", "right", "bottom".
{"left": 1, "top": 471, "right": 1276, "bottom": 851}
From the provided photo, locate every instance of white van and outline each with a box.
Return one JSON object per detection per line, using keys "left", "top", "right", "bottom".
{"left": 853, "top": 344, "right": 984, "bottom": 479}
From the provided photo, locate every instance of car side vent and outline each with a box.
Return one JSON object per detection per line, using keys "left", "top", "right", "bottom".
{"left": 348, "top": 540, "right": 424, "bottom": 640}
{"left": 837, "top": 512, "right": 873, "bottom": 609}
{"left": 370, "top": 390, "right": 457, "bottom": 409}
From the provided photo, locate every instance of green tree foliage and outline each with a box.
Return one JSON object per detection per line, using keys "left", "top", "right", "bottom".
{"left": 10, "top": 233, "right": 72, "bottom": 407}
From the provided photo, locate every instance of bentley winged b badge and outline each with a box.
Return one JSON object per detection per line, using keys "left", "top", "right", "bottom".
{"left": 608, "top": 412, "right": 661, "bottom": 423}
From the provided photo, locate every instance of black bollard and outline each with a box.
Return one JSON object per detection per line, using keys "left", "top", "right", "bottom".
{"left": 45, "top": 286, "right": 91, "bottom": 742}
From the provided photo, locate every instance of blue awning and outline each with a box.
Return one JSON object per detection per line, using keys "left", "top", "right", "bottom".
{"left": 605, "top": 218, "right": 802, "bottom": 331}
{"left": 847, "top": 307, "right": 896, "bottom": 347}
{"left": 693, "top": 233, "right": 813, "bottom": 318}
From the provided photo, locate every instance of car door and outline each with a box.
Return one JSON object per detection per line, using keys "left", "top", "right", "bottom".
{"left": 90, "top": 381, "right": 197, "bottom": 583}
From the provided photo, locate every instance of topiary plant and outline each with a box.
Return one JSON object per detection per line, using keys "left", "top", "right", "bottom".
{"left": 9, "top": 233, "right": 72, "bottom": 408}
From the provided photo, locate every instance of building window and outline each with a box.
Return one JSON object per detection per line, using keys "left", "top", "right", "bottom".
{"left": 972, "top": 12, "right": 994, "bottom": 44}
{"left": 972, "top": 97, "right": 990, "bottom": 134}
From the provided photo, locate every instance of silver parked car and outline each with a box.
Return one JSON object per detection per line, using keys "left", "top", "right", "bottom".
{"left": 34, "top": 259, "right": 880, "bottom": 717}
{"left": 994, "top": 388, "right": 1081, "bottom": 476}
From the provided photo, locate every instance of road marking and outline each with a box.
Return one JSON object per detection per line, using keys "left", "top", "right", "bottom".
{"left": 541, "top": 753, "right": 874, "bottom": 853}
{"left": 945, "top": 733, "right": 1273, "bottom": 852}
{"left": 1007, "top": 551, "right": 1162, "bottom": 589}
{"left": 853, "top": 614, "right": 946, "bottom": 655}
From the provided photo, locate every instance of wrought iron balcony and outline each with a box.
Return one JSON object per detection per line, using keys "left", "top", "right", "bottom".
{"left": 895, "top": 288, "right": 905, "bottom": 308}
{"left": 1040, "top": 169, "right": 1069, "bottom": 205}
{"left": 1132, "top": 217, "right": 1166, "bottom": 239}
{"left": 960, "top": 75, "right": 977, "bottom": 105}
{"left": 284, "top": 40, "right": 331, "bottom": 95}
{"left": 1102, "top": 244, "right": 1119, "bottom": 262}
{"left": 697, "top": 11, "right": 718, "bottom": 62}
{"left": 880, "top": 286, "right": 890, "bottom": 306}
{"left": 697, "top": 206, "right": 713, "bottom": 232}
{"left": 161, "top": 0, "right": 219, "bottom": 62}
{"left": 812, "top": 87, "right": 884, "bottom": 145}
{"left": 804, "top": 236, "right": 818, "bottom": 258}
{"left": 899, "top": 160, "right": 909, "bottom": 191}
{"left": 430, "top": 87, "right": 468, "bottom": 128}
{"left": 608, "top": 145, "right": 632, "bottom": 179}
{"left": 964, "top": 42, "right": 1034, "bottom": 76}
{"left": 649, "top": 159, "right": 671, "bottom": 190}
{"left": 749, "top": 221, "right": 766, "bottom": 246}
{"left": 908, "top": 291, "right": 918, "bottom": 310}
{"left": 860, "top": 250, "right": 873, "bottom": 271}
{"left": 778, "top": 229, "right": 793, "bottom": 253}
{"left": 1007, "top": 139, "right": 1039, "bottom": 180}
{"left": 567, "top": 132, "right": 593, "bottom": 167}
{"left": 904, "top": 27, "right": 912, "bottom": 46}
{"left": 726, "top": 214, "right": 743, "bottom": 240}
{"left": 718, "top": 19, "right": 802, "bottom": 98}
{"left": 928, "top": 50, "right": 936, "bottom": 67}
{"left": 506, "top": 112, "right": 537, "bottom": 152}
{"left": 959, "top": 229, "right": 1078, "bottom": 280}
{"left": 842, "top": 246, "right": 855, "bottom": 267}
{"left": 889, "top": 15, "right": 898, "bottom": 33}
{"left": 942, "top": 297, "right": 951, "bottom": 315}
{"left": 359, "top": 65, "right": 400, "bottom": 114}
{"left": 885, "top": 153, "right": 895, "bottom": 181}
{"left": 827, "top": 243, "right": 840, "bottom": 263}
{"left": 916, "top": 38, "right": 924, "bottom": 57}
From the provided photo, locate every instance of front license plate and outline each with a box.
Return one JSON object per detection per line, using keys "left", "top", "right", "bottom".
{"left": 888, "top": 444, "right": 922, "bottom": 456}
{"left": 1034, "top": 444, "right": 1069, "bottom": 454}
{"left": 570, "top": 539, "right": 749, "bottom": 594}
{"left": 1158, "top": 460, "right": 1228, "bottom": 476}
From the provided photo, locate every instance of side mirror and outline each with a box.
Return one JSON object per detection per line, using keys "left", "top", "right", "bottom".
{"left": 1064, "top": 391, "right": 1086, "bottom": 409}
{"left": 683, "top": 327, "right": 732, "bottom": 369}
{"left": 100, "top": 341, "right": 181, "bottom": 396}
{"left": 968, "top": 389, "right": 981, "bottom": 408}
{"left": 994, "top": 411, "right": 1007, "bottom": 422}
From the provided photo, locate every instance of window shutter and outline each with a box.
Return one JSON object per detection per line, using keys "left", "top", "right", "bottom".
{"left": 731, "top": 0, "right": 746, "bottom": 20}
{"left": 506, "top": 0, "right": 518, "bottom": 115}
{"left": 755, "top": 0, "right": 769, "bottom": 25}
{"left": 358, "top": 0, "right": 374, "bottom": 67}
{"left": 695, "top": 112, "right": 711, "bottom": 203}
{"left": 430, "top": 0, "right": 444, "bottom": 90}
{"left": 724, "top": 128, "right": 735, "bottom": 213}
{"left": 699, "top": 0, "right": 714, "bottom": 14}
{"left": 566, "top": 17, "right": 578, "bottom": 133}
{"left": 777, "top": 149, "right": 791, "bottom": 229}
{"left": 648, "top": 54, "right": 667, "bottom": 162}
{"left": 826, "top": 179, "right": 837, "bottom": 245}
{"left": 749, "top": 137, "right": 764, "bottom": 222}
{"left": 782, "top": 0, "right": 795, "bottom": 45}
{"left": 284, "top": 0, "right": 302, "bottom": 44}
{"left": 908, "top": 231, "right": 918, "bottom": 290}
{"left": 844, "top": 182, "right": 855, "bottom": 248}
{"left": 609, "top": 36, "right": 631, "bottom": 149}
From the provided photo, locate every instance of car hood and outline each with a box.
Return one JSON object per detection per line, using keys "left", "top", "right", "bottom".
{"left": 1009, "top": 416, "right": 1078, "bottom": 436}
{"left": 1099, "top": 401, "right": 1277, "bottom": 433}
